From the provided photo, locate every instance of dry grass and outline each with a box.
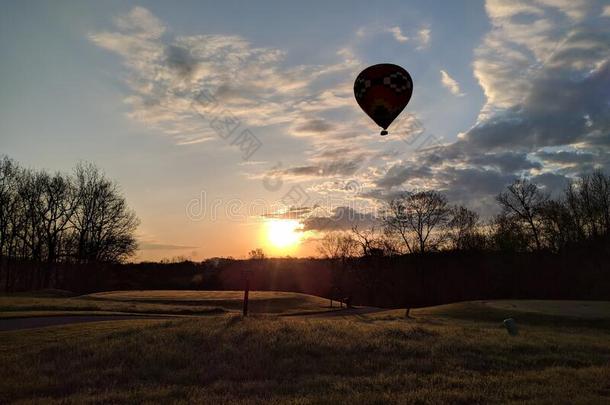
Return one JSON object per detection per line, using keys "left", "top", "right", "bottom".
{"left": 0, "top": 290, "right": 334, "bottom": 318}
{"left": 480, "top": 300, "right": 610, "bottom": 319}
{"left": 1, "top": 297, "right": 609, "bottom": 404}
{"left": 87, "top": 290, "right": 333, "bottom": 314}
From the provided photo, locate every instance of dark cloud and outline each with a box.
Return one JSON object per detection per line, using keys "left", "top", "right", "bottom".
{"left": 301, "top": 206, "right": 379, "bottom": 231}
{"left": 294, "top": 118, "right": 335, "bottom": 134}
{"left": 359, "top": 188, "right": 410, "bottom": 202}
{"left": 441, "top": 167, "right": 515, "bottom": 199}
{"left": 165, "top": 45, "right": 198, "bottom": 77}
{"left": 280, "top": 159, "right": 362, "bottom": 178}
{"left": 531, "top": 172, "right": 570, "bottom": 198}
{"left": 369, "top": 8, "right": 610, "bottom": 217}
{"left": 469, "top": 152, "right": 541, "bottom": 173}
{"left": 376, "top": 164, "right": 432, "bottom": 188}
{"left": 316, "top": 147, "right": 355, "bottom": 159}
{"left": 262, "top": 206, "right": 312, "bottom": 220}
{"left": 463, "top": 60, "right": 610, "bottom": 152}
{"left": 535, "top": 150, "right": 596, "bottom": 165}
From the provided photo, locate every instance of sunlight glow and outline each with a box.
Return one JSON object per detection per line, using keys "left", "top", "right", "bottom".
{"left": 265, "top": 219, "right": 302, "bottom": 250}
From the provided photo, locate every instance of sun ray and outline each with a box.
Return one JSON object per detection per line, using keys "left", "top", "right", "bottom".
{"left": 265, "top": 219, "right": 302, "bottom": 252}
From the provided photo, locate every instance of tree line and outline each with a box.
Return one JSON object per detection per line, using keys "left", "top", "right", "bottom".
{"left": 0, "top": 156, "right": 139, "bottom": 291}
{"left": 318, "top": 171, "right": 610, "bottom": 259}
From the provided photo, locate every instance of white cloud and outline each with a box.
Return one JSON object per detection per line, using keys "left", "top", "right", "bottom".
{"left": 114, "top": 6, "right": 166, "bottom": 39}
{"left": 602, "top": 5, "right": 610, "bottom": 16}
{"left": 416, "top": 28, "right": 431, "bottom": 49}
{"left": 440, "top": 70, "right": 464, "bottom": 96}
{"left": 90, "top": 7, "right": 361, "bottom": 145}
{"left": 388, "top": 26, "right": 409, "bottom": 43}
{"left": 93, "top": 4, "right": 610, "bottom": 218}
{"left": 92, "top": 6, "right": 413, "bottom": 214}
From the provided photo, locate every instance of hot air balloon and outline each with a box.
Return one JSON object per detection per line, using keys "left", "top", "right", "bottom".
{"left": 354, "top": 63, "right": 413, "bottom": 136}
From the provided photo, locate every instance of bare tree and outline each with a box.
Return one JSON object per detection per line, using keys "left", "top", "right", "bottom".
{"left": 490, "top": 213, "right": 530, "bottom": 252}
{"left": 1, "top": 157, "right": 139, "bottom": 290}
{"left": 383, "top": 197, "right": 414, "bottom": 253}
{"left": 538, "top": 199, "right": 575, "bottom": 252}
{"left": 0, "top": 157, "right": 20, "bottom": 290}
{"left": 317, "top": 231, "right": 358, "bottom": 307}
{"left": 317, "top": 231, "right": 358, "bottom": 260}
{"left": 383, "top": 191, "right": 450, "bottom": 253}
{"left": 248, "top": 248, "right": 265, "bottom": 260}
{"left": 38, "top": 172, "right": 79, "bottom": 287}
{"left": 565, "top": 171, "right": 610, "bottom": 241}
{"left": 496, "top": 179, "right": 547, "bottom": 250}
{"left": 16, "top": 170, "right": 47, "bottom": 267}
{"left": 448, "top": 205, "right": 482, "bottom": 250}
{"left": 351, "top": 225, "right": 385, "bottom": 256}
{"left": 70, "top": 163, "right": 139, "bottom": 264}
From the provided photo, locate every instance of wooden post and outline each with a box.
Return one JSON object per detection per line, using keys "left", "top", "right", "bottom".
{"left": 243, "top": 272, "right": 250, "bottom": 316}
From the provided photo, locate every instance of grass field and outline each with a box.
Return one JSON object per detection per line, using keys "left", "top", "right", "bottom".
{"left": 0, "top": 290, "right": 334, "bottom": 318}
{"left": 1, "top": 292, "right": 609, "bottom": 404}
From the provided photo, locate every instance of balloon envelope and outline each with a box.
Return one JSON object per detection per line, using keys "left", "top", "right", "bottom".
{"left": 354, "top": 64, "right": 413, "bottom": 133}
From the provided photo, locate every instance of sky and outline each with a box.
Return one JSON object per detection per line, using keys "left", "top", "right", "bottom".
{"left": 1, "top": 0, "right": 609, "bottom": 261}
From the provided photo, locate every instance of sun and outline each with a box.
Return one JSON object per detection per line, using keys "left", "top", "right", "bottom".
{"left": 265, "top": 219, "right": 302, "bottom": 251}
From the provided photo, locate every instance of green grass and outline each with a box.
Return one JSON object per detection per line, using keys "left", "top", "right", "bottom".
{"left": 1, "top": 296, "right": 609, "bottom": 404}
{"left": 0, "top": 290, "right": 334, "bottom": 318}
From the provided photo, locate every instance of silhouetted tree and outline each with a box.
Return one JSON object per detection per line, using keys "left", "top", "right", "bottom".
{"left": 317, "top": 231, "right": 358, "bottom": 260}
{"left": 565, "top": 171, "right": 610, "bottom": 241}
{"left": 538, "top": 199, "right": 575, "bottom": 252}
{"left": 496, "top": 179, "right": 547, "bottom": 250}
{"left": 70, "top": 163, "right": 139, "bottom": 264}
{"left": 384, "top": 191, "right": 450, "bottom": 253}
{"left": 0, "top": 157, "right": 20, "bottom": 290}
{"left": 317, "top": 231, "right": 358, "bottom": 306}
{"left": 248, "top": 248, "right": 266, "bottom": 260}
{"left": 490, "top": 213, "right": 530, "bottom": 252}
{"left": 0, "top": 157, "right": 139, "bottom": 290}
{"left": 38, "top": 172, "right": 79, "bottom": 287}
{"left": 351, "top": 225, "right": 385, "bottom": 256}
{"left": 448, "top": 205, "right": 484, "bottom": 251}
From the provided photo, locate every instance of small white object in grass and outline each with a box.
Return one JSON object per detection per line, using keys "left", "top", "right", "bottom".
{"left": 503, "top": 318, "right": 518, "bottom": 336}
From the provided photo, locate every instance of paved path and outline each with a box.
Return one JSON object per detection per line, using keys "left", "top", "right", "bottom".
{"left": 286, "top": 306, "right": 387, "bottom": 318}
{"left": 0, "top": 315, "right": 172, "bottom": 332}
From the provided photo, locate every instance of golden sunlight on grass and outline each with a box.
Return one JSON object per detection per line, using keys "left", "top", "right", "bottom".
{"left": 264, "top": 219, "right": 303, "bottom": 252}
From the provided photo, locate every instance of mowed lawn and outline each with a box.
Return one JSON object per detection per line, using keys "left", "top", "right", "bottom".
{"left": 0, "top": 290, "right": 334, "bottom": 318}
{"left": 1, "top": 294, "right": 609, "bottom": 404}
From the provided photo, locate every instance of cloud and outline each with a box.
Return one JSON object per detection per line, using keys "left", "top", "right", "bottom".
{"left": 388, "top": 26, "right": 409, "bottom": 43}
{"left": 440, "top": 70, "right": 464, "bottom": 96}
{"left": 376, "top": 164, "right": 433, "bottom": 188}
{"left": 92, "top": 3, "right": 610, "bottom": 223}
{"left": 534, "top": 150, "right": 595, "bottom": 165}
{"left": 531, "top": 171, "right": 570, "bottom": 197}
{"left": 292, "top": 117, "right": 336, "bottom": 136}
{"left": 416, "top": 28, "right": 431, "bottom": 49}
{"left": 301, "top": 206, "right": 379, "bottom": 231}
{"left": 90, "top": 7, "right": 360, "bottom": 145}
{"left": 262, "top": 206, "right": 313, "bottom": 220}
{"left": 603, "top": 5, "right": 610, "bottom": 17}
{"left": 366, "top": 0, "right": 610, "bottom": 217}
{"left": 114, "top": 6, "right": 166, "bottom": 39}
{"left": 276, "top": 159, "right": 363, "bottom": 178}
